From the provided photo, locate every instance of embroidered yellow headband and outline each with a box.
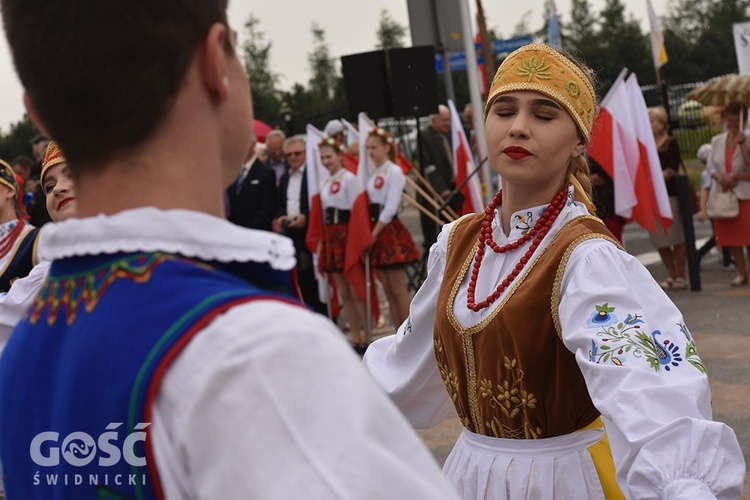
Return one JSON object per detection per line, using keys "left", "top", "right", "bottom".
{"left": 485, "top": 43, "right": 596, "bottom": 141}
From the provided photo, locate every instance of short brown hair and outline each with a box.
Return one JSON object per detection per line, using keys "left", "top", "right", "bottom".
{"left": 1, "top": 0, "right": 230, "bottom": 173}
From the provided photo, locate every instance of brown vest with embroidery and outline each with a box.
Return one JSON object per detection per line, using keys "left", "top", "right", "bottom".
{"left": 434, "top": 213, "right": 619, "bottom": 439}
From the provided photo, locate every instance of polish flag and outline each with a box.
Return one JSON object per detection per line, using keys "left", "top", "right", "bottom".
{"left": 448, "top": 99, "right": 484, "bottom": 214}
{"left": 588, "top": 69, "right": 672, "bottom": 233}
{"left": 344, "top": 113, "right": 379, "bottom": 319}
{"left": 395, "top": 150, "right": 414, "bottom": 174}
{"left": 305, "top": 124, "right": 328, "bottom": 254}
{"left": 304, "top": 125, "right": 340, "bottom": 316}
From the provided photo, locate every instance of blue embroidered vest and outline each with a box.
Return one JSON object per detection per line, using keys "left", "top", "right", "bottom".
{"left": 0, "top": 251, "right": 298, "bottom": 499}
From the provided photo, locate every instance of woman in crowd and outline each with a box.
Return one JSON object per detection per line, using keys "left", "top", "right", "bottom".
{"left": 316, "top": 138, "right": 367, "bottom": 353}
{"left": 0, "top": 141, "right": 76, "bottom": 349}
{"left": 365, "top": 127, "right": 419, "bottom": 329}
{"left": 364, "top": 44, "right": 744, "bottom": 499}
{"left": 647, "top": 106, "right": 688, "bottom": 291}
{"left": 706, "top": 103, "right": 750, "bottom": 286}
{"left": 0, "top": 158, "right": 40, "bottom": 294}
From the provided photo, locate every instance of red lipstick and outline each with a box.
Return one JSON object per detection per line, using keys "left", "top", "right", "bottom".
{"left": 503, "top": 146, "right": 532, "bottom": 160}
{"left": 58, "top": 197, "right": 75, "bottom": 210}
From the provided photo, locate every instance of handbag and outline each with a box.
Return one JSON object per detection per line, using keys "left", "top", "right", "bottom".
{"left": 706, "top": 183, "right": 740, "bottom": 218}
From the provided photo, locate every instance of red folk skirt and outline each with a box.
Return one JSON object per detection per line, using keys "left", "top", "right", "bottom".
{"left": 321, "top": 223, "right": 347, "bottom": 272}
{"left": 714, "top": 199, "right": 750, "bottom": 247}
{"left": 370, "top": 219, "right": 420, "bottom": 268}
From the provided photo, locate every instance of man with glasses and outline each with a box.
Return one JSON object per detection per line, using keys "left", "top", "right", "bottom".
{"left": 0, "top": 1, "right": 458, "bottom": 498}
{"left": 276, "top": 135, "right": 326, "bottom": 315}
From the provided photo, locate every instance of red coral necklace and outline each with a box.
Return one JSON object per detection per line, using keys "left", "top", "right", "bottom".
{"left": 467, "top": 187, "right": 568, "bottom": 312}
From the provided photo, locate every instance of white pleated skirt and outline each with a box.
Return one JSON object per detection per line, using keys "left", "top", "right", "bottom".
{"left": 443, "top": 427, "right": 608, "bottom": 500}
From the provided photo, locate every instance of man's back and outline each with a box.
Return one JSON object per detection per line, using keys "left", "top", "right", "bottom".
{"left": 0, "top": 1, "right": 458, "bottom": 496}
{"left": 0, "top": 208, "right": 458, "bottom": 498}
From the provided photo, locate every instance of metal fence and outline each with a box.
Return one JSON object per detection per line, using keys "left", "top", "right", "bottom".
{"left": 641, "top": 81, "right": 718, "bottom": 160}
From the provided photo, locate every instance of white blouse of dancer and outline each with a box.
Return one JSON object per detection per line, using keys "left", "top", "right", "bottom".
{"left": 366, "top": 160, "right": 404, "bottom": 224}
{"left": 363, "top": 186, "right": 745, "bottom": 499}
{"left": 320, "top": 168, "right": 359, "bottom": 211}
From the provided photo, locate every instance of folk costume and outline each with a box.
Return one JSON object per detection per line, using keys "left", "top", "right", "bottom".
{"left": 319, "top": 159, "right": 358, "bottom": 272}
{"left": 0, "top": 142, "right": 67, "bottom": 351}
{"left": 365, "top": 153, "right": 419, "bottom": 268}
{"left": 0, "top": 207, "right": 458, "bottom": 499}
{"left": 0, "top": 159, "right": 39, "bottom": 294}
{"left": 363, "top": 44, "right": 745, "bottom": 499}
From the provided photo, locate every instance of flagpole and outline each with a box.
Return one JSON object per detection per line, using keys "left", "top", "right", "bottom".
{"left": 475, "top": 0, "right": 495, "bottom": 94}
{"left": 364, "top": 253, "right": 372, "bottom": 346}
{"left": 654, "top": 66, "right": 666, "bottom": 108}
{"left": 458, "top": 0, "right": 491, "bottom": 206}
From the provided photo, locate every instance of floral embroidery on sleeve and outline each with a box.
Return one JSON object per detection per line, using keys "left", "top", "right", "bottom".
{"left": 586, "top": 304, "right": 706, "bottom": 374}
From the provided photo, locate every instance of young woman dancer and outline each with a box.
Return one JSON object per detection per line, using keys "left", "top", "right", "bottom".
{"left": 364, "top": 44, "right": 744, "bottom": 499}
{"left": 317, "top": 138, "right": 367, "bottom": 352}
{"left": 365, "top": 127, "right": 420, "bottom": 329}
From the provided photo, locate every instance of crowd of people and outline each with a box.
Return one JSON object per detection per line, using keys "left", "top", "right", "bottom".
{"left": 0, "top": 0, "right": 745, "bottom": 498}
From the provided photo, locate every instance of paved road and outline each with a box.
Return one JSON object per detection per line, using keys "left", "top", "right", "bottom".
{"left": 386, "top": 202, "right": 750, "bottom": 497}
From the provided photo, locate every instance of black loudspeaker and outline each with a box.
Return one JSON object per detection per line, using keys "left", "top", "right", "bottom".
{"left": 388, "top": 46, "right": 439, "bottom": 118}
{"left": 341, "top": 51, "right": 392, "bottom": 121}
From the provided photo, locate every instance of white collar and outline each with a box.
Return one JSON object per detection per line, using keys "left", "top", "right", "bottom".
{"left": 497, "top": 185, "right": 585, "bottom": 240}
{"left": 38, "top": 207, "right": 296, "bottom": 270}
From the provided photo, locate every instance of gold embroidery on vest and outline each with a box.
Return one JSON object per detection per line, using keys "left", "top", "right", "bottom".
{"left": 434, "top": 339, "right": 459, "bottom": 403}
{"left": 479, "top": 357, "right": 543, "bottom": 439}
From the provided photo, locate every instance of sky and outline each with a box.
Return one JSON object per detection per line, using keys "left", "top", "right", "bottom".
{"left": 0, "top": 0, "right": 668, "bottom": 132}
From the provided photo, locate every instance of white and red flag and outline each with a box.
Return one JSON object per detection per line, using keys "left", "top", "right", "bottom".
{"left": 588, "top": 70, "right": 672, "bottom": 233}
{"left": 448, "top": 99, "right": 484, "bottom": 215}
{"left": 347, "top": 113, "right": 380, "bottom": 319}
{"left": 304, "top": 125, "right": 340, "bottom": 316}
{"left": 305, "top": 124, "right": 328, "bottom": 255}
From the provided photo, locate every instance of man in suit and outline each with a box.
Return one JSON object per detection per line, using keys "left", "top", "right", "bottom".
{"left": 276, "top": 135, "right": 327, "bottom": 315}
{"left": 227, "top": 138, "right": 276, "bottom": 231}
{"left": 418, "top": 104, "right": 460, "bottom": 251}
{"left": 265, "top": 129, "right": 289, "bottom": 186}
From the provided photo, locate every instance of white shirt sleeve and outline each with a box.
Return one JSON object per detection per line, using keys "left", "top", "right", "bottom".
{"left": 151, "top": 299, "right": 458, "bottom": 500}
{"left": 378, "top": 167, "right": 406, "bottom": 224}
{"left": 363, "top": 225, "right": 454, "bottom": 428}
{"left": 0, "top": 261, "right": 50, "bottom": 356}
{"left": 558, "top": 239, "right": 745, "bottom": 499}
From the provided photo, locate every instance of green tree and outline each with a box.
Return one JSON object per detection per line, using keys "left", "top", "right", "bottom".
{"left": 566, "top": 0, "right": 597, "bottom": 53}
{"left": 663, "top": 0, "right": 750, "bottom": 83}
{"left": 512, "top": 11, "right": 532, "bottom": 37}
{"left": 375, "top": 9, "right": 407, "bottom": 50}
{"left": 308, "top": 23, "right": 338, "bottom": 102}
{"left": 241, "top": 15, "right": 281, "bottom": 126}
{"left": 592, "top": 0, "right": 652, "bottom": 88}
{"left": 0, "top": 115, "right": 40, "bottom": 162}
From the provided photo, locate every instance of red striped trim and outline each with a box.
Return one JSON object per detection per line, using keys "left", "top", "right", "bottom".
{"left": 142, "top": 294, "right": 301, "bottom": 499}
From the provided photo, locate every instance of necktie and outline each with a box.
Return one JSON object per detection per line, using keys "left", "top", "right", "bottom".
{"left": 236, "top": 163, "right": 250, "bottom": 195}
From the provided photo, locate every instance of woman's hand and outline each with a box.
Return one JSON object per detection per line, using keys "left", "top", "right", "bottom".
{"left": 698, "top": 209, "right": 707, "bottom": 223}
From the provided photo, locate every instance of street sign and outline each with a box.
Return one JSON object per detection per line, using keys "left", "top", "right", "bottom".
{"left": 435, "top": 35, "right": 533, "bottom": 74}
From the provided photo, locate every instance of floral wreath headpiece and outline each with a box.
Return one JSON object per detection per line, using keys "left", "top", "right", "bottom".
{"left": 369, "top": 127, "right": 394, "bottom": 144}
{"left": 485, "top": 43, "right": 596, "bottom": 140}
{"left": 318, "top": 137, "right": 345, "bottom": 152}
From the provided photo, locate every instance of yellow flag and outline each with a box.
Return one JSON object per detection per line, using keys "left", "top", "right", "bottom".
{"left": 647, "top": 0, "right": 668, "bottom": 68}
